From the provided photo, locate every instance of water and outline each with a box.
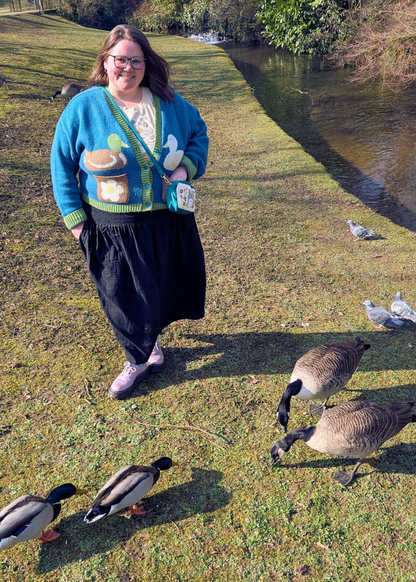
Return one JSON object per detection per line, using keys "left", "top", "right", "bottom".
{"left": 217, "top": 41, "right": 416, "bottom": 231}
{"left": 188, "top": 33, "right": 230, "bottom": 45}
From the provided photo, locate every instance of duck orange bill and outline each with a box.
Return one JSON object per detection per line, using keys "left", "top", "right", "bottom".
{"left": 129, "top": 505, "right": 147, "bottom": 515}
{"left": 39, "top": 529, "right": 61, "bottom": 543}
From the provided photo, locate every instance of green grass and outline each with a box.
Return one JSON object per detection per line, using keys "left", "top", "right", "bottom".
{"left": 1, "top": 13, "right": 416, "bottom": 582}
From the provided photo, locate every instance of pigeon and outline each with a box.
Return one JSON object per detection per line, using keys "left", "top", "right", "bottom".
{"left": 346, "top": 220, "right": 377, "bottom": 241}
{"left": 363, "top": 300, "right": 408, "bottom": 329}
{"left": 391, "top": 291, "right": 416, "bottom": 323}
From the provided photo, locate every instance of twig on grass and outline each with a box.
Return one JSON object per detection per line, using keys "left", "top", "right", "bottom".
{"left": 126, "top": 413, "right": 232, "bottom": 448}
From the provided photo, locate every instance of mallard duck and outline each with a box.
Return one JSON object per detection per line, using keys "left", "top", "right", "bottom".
{"left": 271, "top": 400, "right": 416, "bottom": 486}
{"left": 84, "top": 457, "right": 176, "bottom": 523}
{"left": 0, "top": 483, "right": 85, "bottom": 551}
{"left": 277, "top": 337, "right": 370, "bottom": 433}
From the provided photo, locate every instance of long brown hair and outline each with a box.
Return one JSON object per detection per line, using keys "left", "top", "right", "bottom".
{"left": 88, "top": 25, "right": 175, "bottom": 102}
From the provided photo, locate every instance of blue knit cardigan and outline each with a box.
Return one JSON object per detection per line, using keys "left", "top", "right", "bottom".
{"left": 51, "top": 86, "right": 209, "bottom": 229}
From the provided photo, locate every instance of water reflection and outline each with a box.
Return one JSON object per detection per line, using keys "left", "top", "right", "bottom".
{"left": 218, "top": 41, "right": 416, "bottom": 231}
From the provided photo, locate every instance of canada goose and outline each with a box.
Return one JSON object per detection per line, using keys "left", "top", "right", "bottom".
{"left": 84, "top": 457, "right": 177, "bottom": 523}
{"left": 49, "top": 83, "right": 83, "bottom": 103}
{"left": 277, "top": 337, "right": 370, "bottom": 433}
{"left": 0, "top": 483, "right": 85, "bottom": 550}
{"left": 391, "top": 291, "right": 416, "bottom": 323}
{"left": 271, "top": 400, "right": 416, "bottom": 486}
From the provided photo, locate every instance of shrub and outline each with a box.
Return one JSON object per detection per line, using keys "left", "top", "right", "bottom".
{"left": 257, "top": 0, "right": 348, "bottom": 54}
{"left": 330, "top": 0, "right": 416, "bottom": 88}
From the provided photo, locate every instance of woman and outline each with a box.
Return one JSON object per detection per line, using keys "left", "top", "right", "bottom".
{"left": 51, "top": 25, "right": 208, "bottom": 399}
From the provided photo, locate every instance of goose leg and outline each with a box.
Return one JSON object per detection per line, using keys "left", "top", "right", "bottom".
{"left": 309, "top": 398, "right": 328, "bottom": 417}
{"left": 333, "top": 460, "right": 362, "bottom": 486}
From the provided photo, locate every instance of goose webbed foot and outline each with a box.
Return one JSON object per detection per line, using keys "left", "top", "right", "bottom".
{"left": 332, "top": 470, "right": 356, "bottom": 486}
{"left": 333, "top": 461, "right": 361, "bottom": 486}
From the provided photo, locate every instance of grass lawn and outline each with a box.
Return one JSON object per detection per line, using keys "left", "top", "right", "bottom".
{"left": 1, "top": 13, "right": 416, "bottom": 582}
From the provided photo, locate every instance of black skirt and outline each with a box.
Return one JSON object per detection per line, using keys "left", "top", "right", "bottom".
{"left": 79, "top": 205, "right": 206, "bottom": 364}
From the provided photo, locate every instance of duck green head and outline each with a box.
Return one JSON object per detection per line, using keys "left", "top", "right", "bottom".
{"left": 151, "top": 457, "right": 178, "bottom": 471}
{"left": 46, "top": 483, "right": 86, "bottom": 504}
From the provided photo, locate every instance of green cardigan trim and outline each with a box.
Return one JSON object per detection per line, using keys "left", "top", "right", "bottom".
{"left": 81, "top": 194, "right": 167, "bottom": 214}
{"left": 103, "top": 91, "right": 165, "bottom": 208}
{"left": 181, "top": 155, "right": 198, "bottom": 180}
{"left": 64, "top": 208, "right": 88, "bottom": 230}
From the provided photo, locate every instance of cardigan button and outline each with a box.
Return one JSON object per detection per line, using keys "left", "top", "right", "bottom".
{"left": 146, "top": 202, "right": 151, "bottom": 207}
{"left": 145, "top": 184, "right": 150, "bottom": 189}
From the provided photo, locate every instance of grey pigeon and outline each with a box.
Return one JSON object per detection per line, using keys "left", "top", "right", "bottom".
{"left": 391, "top": 291, "right": 416, "bottom": 323}
{"left": 347, "top": 220, "right": 377, "bottom": 241}
{"left": 363, "top": 300, "right": 408, "bottom": 329}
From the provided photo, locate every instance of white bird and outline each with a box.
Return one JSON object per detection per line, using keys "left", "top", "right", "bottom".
{"left": 391, "top": 291, "right": 416, "bottom": 323}
{"left": 49, "top": 83, "right": 83, "bottom": 103}
{"left": 163, "top": 134, "right": 184, "bottom": 171}
{"left": 271, "top": 400, "right": 416, "bottom": 486}
{"left": 84, "top": 457, "right": 176, "bottom": 523}
{"left": 277, "top": 337, "right": 370, "bottom": 433}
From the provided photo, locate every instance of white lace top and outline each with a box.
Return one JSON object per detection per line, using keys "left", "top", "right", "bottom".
{"left": 119, "top": 87, "right": 156, "bottom": 154}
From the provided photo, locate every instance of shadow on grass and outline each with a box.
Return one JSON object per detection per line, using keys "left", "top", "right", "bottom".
{"left": 271, "top": 442, "right": 416, "bottom": 482}
{"left": 37, "top": 467, "right": 231, "bottom": 574}
{"left": 129, "top": 330, "right": 416, "bottom": 400}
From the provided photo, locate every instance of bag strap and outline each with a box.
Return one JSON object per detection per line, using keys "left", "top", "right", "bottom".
{"left": 102, "top": 87, "right": 171, "bottom": 188}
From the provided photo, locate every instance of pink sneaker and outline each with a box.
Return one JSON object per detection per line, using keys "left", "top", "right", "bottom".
{"left": 108, "top": 362, "right": 149, "bottom": 399}
{"left": 148, "top": 341, "right": 164, "bottom": 373}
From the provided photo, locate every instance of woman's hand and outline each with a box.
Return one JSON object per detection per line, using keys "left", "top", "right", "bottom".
{"left": 71, "top": 222, "right": 85, "bottom": 240}
{"left": 169, "top": 164, "right": 188, "bottom": 182}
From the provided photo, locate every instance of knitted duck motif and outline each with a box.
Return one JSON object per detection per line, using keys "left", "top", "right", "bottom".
{"left": 163, "top": 134, "right": 184, "bottom": 171}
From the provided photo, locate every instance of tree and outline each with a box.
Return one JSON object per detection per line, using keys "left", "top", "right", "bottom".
{"left": 58, "top": 0, "right": 143, "bottom": 30}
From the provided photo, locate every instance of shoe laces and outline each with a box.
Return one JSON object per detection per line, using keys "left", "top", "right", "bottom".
{"left": 121, "top": 362, "right": 140, "bottom": 376}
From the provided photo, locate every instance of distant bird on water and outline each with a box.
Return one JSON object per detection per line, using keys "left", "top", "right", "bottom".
{"left": 391, "top": 291, "right": 416, "bottom": 323}
{"left": 346, "top": 220, "right": 377, "bottom": 241}
{"left": 363, "top": 300, "right": 408, "bottom": 330}
{"left": 49, "top": 83, "right": 83, "bottom": 103}
{"left": 270, "top": 400, "right": 416, "bottom": 486}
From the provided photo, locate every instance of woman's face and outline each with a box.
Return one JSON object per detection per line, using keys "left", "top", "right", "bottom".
{"left": 104, "top": 39, "right": 146, "bottom": 98}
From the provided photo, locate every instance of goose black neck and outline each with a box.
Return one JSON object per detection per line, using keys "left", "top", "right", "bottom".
{"left": 277, "top": 379, "right": 303, "bottom": 429}
{"left": 284, "top": 426, "right": 316, "bottom": 449}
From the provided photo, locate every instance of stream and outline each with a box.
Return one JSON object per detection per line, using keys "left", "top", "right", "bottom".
{"left": 215, "top": 40, "right": 416, "bottom": 231}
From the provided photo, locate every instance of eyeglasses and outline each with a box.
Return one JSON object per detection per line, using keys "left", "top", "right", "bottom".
{"left": 109, "top": 55, "right": 146, "bottom": 71}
